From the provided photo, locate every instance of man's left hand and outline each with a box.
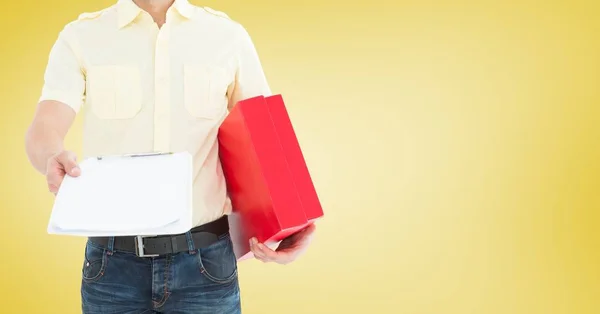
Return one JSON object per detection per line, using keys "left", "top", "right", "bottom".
{"left": 249, "top": 223, "right": 316, "bottom": 264}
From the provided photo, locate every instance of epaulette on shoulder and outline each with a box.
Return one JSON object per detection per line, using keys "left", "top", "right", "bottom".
{"left": 202, "top": 6, "right": 231, "bottom": 20}
{"left": 77, "top": 9, "right": 107, "bottom": 21}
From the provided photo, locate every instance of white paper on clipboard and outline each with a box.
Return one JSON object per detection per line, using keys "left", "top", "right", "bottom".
{"left": 47, "top": 151, "right": 193, "bottom": 237}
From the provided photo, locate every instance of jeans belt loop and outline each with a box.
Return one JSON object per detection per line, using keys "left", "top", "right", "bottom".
{"left": 107, "top": 236, "right": 115, "bottom": 255}
{"left": 185, "top": 231, "right": 196, "bottom": 253}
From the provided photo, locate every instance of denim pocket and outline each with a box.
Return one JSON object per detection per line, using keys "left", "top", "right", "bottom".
{"left": 82, "top": 241, "right": 107, "bottom": 283}
{"left": 197, "top": 234, "right": 238, "bottom": 284}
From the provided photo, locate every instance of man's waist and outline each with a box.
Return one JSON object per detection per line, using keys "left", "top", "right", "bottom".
{"left": 89, "top": 215, "right": 230, "bottom": 257}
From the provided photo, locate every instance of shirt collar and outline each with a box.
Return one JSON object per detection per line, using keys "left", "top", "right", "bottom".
{"left": 117, "top": 0, "right": 195, "bottom": 29}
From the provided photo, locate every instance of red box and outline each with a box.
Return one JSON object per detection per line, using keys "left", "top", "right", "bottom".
{"left": 265, "top": 95, "right": 324, "bottom": 222}
{"left": 218, "top": 95, "right": 323, "bottom": 260}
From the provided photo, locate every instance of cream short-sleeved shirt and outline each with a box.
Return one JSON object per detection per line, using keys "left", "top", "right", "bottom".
{"left": 39, "top": 0, "right": 272, "bottom": 228}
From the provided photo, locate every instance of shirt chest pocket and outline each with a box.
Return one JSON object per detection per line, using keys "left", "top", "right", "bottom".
{"left": 183, "top": 64, "right": 229, "bottom": 119}
{"left": 86, "top": 65, "right": 142, "bottom": 120}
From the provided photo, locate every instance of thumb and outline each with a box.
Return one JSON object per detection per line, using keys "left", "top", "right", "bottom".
{"left": 57, "top": 151, "right": 81, "bottom": 177}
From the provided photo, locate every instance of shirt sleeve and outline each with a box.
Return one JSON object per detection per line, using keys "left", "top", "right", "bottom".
{"left": 38, "top": 26, "right": 86, "bottom": 113}
{"left": 227, "top": 25, "right": 272, "bottom": 109}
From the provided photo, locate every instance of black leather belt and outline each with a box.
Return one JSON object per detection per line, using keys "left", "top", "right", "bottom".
{"left": 89, "top": 215, "right": 229, "bottom": 257}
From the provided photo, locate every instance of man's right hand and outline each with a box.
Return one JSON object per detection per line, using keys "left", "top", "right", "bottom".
{"left": 46, "top": 150, "right": 81, "bottom": 194}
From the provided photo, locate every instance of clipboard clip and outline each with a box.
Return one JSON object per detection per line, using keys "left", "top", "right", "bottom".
{"left": 97, "top": 152, "right": 173, "bottom": 160}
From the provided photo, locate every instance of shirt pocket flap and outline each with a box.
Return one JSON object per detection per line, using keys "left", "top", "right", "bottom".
{"left": 87, "top": 65, "right": 142, "bottom": 120}
{"left": 183, "top": 64, "right": 229, "bottom": 119}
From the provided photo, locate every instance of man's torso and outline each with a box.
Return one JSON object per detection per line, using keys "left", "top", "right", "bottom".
{"left": 61, "top": 1, "right": 250, "bottom": 227}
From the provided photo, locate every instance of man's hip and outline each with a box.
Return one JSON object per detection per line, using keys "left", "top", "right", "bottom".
{"left": 81, "top": 215, "right": 241, "bottom": 314}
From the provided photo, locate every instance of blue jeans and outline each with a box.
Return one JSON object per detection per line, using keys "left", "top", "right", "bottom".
{"left": 81, "top": 233, "right": 241, "bottom": 313}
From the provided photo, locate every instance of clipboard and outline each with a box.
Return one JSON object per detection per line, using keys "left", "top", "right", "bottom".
{"left": 47, "top": 151, "right": 194, "bottom": 237}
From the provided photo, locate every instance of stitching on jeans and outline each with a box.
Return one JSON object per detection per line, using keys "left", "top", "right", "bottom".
{"left": 197, "top": 244, "right": 238, "bottom": 285}
{"left": 164, "top": 255, "right": 171, "bottom": 299}
{"left": 151, "top": 258, "right": 158, "bottom": 305}
{"left": 82, "top": 248, "right": 108, "bottom": 283}
{"left": 153, "top": 255, "right": 172, "bottom": 308}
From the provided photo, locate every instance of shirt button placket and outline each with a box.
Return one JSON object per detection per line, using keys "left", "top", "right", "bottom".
{"left": 153, "top": 22, "right": 171, "bottom": 153}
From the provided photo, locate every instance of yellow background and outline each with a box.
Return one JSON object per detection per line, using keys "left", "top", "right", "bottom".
{"left": 0, "top": 0, "right": 599, "bottom": 313}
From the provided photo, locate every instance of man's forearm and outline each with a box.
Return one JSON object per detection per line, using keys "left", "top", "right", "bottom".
{"left": 25, "top": 124, "right": 64, "bottom": 174}
{"left": 26, "top": 100, "right": 77, "bottom": 174}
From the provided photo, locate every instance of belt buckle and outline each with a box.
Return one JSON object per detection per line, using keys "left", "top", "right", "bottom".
{"left": 134, "top": 236, "right": 159, "bottom": 257}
